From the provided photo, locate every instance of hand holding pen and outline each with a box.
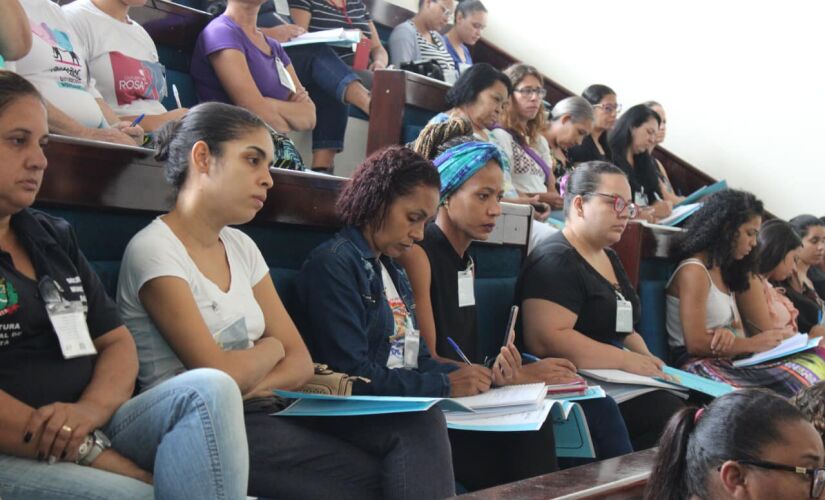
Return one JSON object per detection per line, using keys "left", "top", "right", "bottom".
{"left": 445, "top": 337, "right": 491, "bottom": 397}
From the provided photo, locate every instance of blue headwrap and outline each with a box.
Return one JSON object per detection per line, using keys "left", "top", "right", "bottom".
{"left": 433, "top": 141, "right": 508, "bottom": 203}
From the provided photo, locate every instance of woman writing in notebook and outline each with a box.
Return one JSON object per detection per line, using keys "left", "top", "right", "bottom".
{"left": 402, "top": 133, "right": 634, "bottom": 469}
{"left": 667, "top": 192, "right": 825, "bottom": 397}
{"left": 518, "top": 161, "right": 684, "bottom": 450}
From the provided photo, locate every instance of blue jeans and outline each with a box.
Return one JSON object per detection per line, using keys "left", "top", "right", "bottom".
{"left": 285, "top": 45, "right": 360, "bottom": 152}
{"left": 0, "top": 369, "right": 249, "bottom": 500}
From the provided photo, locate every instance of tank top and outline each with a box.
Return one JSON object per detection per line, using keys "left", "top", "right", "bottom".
{"left": 665, "top": 258, "right": 740, "bottom": 349}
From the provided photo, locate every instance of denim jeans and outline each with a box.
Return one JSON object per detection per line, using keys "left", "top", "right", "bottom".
{"left": 246, "top": 400, "right": 455, "bottom": 500}
{"left": 0, "top": 368, "right": 249, "bottom": 500}
{"left": 285, "top": 45, "right": 360, "bottom": 152}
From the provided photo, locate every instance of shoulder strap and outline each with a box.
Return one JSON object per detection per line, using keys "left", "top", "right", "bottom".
{"left": 666, "top": 258, "right": 712, "bottom": 288}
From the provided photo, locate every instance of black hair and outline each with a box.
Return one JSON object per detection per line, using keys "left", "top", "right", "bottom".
{"left": 789, "top": 214, "right": 825, "bottom": 239}
{"left": 455, "top": 0, "right": 487, "bottom": 20}
{"left": 562, "top": 161, "right": 627, "bottom": 217}
{"left": 337, "top": 146, "right": 441, "bottom": 229}
{"left": 581, "top": 84, "right": 616, "bottom": 105}
{"left": 0, "top": 70, "right": 43, "bottom": 116}
{"left": 154, "top": 102, "right": 267, "bottom": 196}
{"left": 608, "top": 104, "right": 661, "bottom": 200}
{"left": 645, "top": 389, "right": 806, "bottom": 500}
{"left": 671, "top": 190, "right": 764, "bottom": 292}
{"left": 757, "top": 219, "right": 802, "bottom": 276}
{"left": 445, "top": 63, "right": 512, "bottom": 108}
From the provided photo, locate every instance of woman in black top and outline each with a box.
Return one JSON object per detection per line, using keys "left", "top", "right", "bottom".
{"left": 790, "top": 215, "right": 825, "bottom": 321}
{"left": 518, "top": 161, "right": 684, "bottom": 450}
{"left": 608, "top": 104, "right": 672, "bottom": 220}
{"left": 568, "top": 84, "right": 617, "bottom": 165}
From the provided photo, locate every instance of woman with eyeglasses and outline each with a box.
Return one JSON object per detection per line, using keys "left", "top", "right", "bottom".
{"left": 491, "top": 64, "right": 564, "bottom": 211}
{"left": 517, "top": 161, "right": 684, "bottom": 451}
{"left": 389, "top": 0, "right": 458, "bottom": 83}
{"left": 540, "top": 96, "right": 595, "bottom": 188}
{"left": 608, "top": 103, "right": 672, "bottom": 221}
{"left": 568, "top": 84, "right": 618, "bottom": 165}
{"left": 665, "top": 192, "right": 824, "bottom": 397}
{"left": 646, "top": 389, "right": 825, "bottom": 500}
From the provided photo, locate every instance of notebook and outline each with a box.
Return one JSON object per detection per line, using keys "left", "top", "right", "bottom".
{"left": 732, "top": 333, "right": 822, "bottom": 367}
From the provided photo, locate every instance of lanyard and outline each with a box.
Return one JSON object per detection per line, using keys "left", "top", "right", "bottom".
{"left": 329, "top": 0, "right": 353, "bottom": 26}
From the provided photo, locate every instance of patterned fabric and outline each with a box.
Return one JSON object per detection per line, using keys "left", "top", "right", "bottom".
{"left": 268, "top": 126, "right": 305, "bottom": 171}
{"left": 433, "top": 141, "right": 507, "bottom": 203}
{"left": 679, "top": 347, "right": 825, "bottom": 398}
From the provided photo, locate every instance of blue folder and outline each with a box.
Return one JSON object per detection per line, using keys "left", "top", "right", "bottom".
{"left": 661, "top": 366, "right": 734, "bottom": 397}
{"left": 675, "top": 180, "right": 728, "bottom": 207}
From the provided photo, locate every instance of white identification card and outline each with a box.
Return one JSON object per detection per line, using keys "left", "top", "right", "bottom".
{"left": 273, "top": 0, "right": 290, "bottom": 15}
{"left": 275, "top": 57, "right": 297, "bottom": 93}
{"left": 403, "top": 316, "right": 420, "bottom": 369}
{"left": 457, "top": 261, "right": 475, "bottom": 308}
{"left": 47, "top": 301, "right": 97, "bottom": 359}
{"left": 616, "top": 297, "right": 634, "bottom": 333}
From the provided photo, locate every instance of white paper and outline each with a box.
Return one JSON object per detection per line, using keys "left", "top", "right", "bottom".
{"left": 733, "top": 333, "right": 820, "bottom": 367}
{"left": 448, "top": 383, "right": 546, "bottom": 410}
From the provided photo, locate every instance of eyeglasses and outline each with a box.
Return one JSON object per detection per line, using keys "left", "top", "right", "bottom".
{"left": 433, "top": 0, "right": 452, "bottom": 18}
{"left": 514, "top": 87, "right": 547, "bottom": 98}
{"left": 584, "top": 192, "right": 638, "bottom": 218}
{"left": 729, "top": 460, "right": 825, "bottom": 499}
{"left": 593, "top": 103, "right": 622, "bottom": 114}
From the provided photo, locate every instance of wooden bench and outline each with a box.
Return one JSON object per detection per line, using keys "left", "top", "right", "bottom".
{"left": 455, "top": 448, "right": 656, "bottom": 500}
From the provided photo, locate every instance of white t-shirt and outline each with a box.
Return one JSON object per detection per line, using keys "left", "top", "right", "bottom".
{"left": 117, "top": 218, "right": 270, "bottom": 391}
{"left": 491, "top": 128, "right": 553, "bottom": 195}
{"left": 15, "top": 0, "right": 107, "bottom": 128}
{"left": 63, "top": 0, "right": 167, "bottom": 116}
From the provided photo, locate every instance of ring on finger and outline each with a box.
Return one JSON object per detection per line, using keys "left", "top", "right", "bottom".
{"left": 61, "top": 425, "right": 73, "bottom": 434}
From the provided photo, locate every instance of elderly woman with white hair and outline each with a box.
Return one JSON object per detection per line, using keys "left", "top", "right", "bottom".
{"left": 542, "top": 96, "right": 595, "bottom": 188}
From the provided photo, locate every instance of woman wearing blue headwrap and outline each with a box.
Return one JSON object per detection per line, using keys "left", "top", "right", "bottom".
{"left": 399, "top": 139, "right": 634, "bottom": 482}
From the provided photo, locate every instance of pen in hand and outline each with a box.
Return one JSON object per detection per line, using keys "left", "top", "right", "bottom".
{"left": 129, "top": 114, "right": 146, "bottom": 127}
{"left": 446, "top": 337, "right": 473, "bottom": 365}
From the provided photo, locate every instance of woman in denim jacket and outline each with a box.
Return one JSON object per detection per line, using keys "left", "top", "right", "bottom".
{"left": 294, "top": 145, "right": 561, "bottom": 492}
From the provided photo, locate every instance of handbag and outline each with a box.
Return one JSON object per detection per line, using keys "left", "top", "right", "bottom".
{"left": 400, "top": 60, "right": 445, "bottom": 82}
{"left": 298, "top": 363, "right": 371, "bottom": 396}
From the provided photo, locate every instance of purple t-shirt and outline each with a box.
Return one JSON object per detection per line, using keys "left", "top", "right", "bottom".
{"left": 191, "top": 15, "right": 293, "bottom": 104}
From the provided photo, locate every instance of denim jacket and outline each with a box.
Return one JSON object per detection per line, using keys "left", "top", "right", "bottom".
{"left": 294, "top": 226, "right": 456, "bottom": 397}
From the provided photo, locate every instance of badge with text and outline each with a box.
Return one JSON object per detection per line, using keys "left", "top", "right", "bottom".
{"left": 457, "top": 260, "right": 475, "bottom": 308}
{"left": 40, "top": 277, "right": 96, "bottom": 359}
{"left": 275, "top": 57, "right": 297, "bottom": 93}
{"left": 273, "top": 0, "right": 290, "bottom": 15}
{"left": 615, "top": 290, "right": 633, "bottom": 333}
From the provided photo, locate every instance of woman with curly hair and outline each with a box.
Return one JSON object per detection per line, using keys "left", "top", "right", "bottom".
{"left": 666, "top": 191, "right": 825, "bottom": 396}
{"left": 791, "top": 381, "right": 825, "bottom": 444}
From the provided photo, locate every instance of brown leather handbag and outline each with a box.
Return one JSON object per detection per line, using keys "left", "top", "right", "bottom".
{"left": 299, "top": 364, "right": 371, "bottom": 396}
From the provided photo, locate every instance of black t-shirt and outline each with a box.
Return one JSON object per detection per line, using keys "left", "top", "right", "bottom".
{"left": 778, "top": 279, "right": 823, "bottom": 335}
{"left": 567, "top": 133, "right": 611, "bottom": 165}
{"left": 0, "top": 209, "right": 122, "bottom": 408}
{"left": 612, "top": 153, "right": 662, "bottom": 205}
{"left": 809, "top": 267, "right": 825, "bottom": 304}
{"left": 418, "top": 223, "right": 479, "bottom": 363}
{"left": 516, "top": 231, "right": 640, "bottom": 347}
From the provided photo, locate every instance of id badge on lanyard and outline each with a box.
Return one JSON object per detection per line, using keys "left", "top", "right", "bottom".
{"left": 457, "top": 258, "right": 475, "bottom": 308}
{"left": 615, "top": 289, "right": 633, "bottom": 334}
{"left": 40, "top": 276, "right": 97, "bottom": 359}
{"left": 402, "top": 314, "right": 420, "bottom": 369}
{"left": 275, "top": 57, "right": 297, "bottom": 93}
{"left": 272, "top": 0, "right": 290, "bottom": 15}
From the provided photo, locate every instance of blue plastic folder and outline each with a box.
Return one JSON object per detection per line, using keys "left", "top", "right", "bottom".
{"left": 660, "top": 366, "right": 734, "bottom": 397}
{"left": 552, "top": 402, "right": 595, "bottom": 458}
{"left": 675, "top": 180, "right": 728, "bottom": 207}
{"left": 273, "top": 391, "right": 443, "bottom": 416}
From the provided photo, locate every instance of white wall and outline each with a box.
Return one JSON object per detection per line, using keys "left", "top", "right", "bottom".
{"left": 457, "top": 0, "right": 825, "bottom": 218}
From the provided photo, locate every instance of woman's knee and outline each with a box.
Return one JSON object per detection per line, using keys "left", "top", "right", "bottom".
{"left": 166, "top": 368, "right": 243, "bottom": 415}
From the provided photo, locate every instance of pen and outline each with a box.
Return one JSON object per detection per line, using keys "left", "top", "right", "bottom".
{"left": 129, "top": 114, "right": 145, "bottom": 127}
{"left": 446, "top": 337, "right": 473, "bottom": 365}
{"left": 172, "top": 84, "right": 182, "bottom": 109}
{"left": 522, "top": 352, "right": 541, "bottom": 363}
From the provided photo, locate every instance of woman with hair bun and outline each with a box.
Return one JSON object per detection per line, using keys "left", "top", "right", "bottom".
{"left": 645, "top": 389, "right": 825, "bottom": 500}
{"left": 541, "top": 96, "right": 595, "bottom": 186}
{"left": 118, "top": 105, "right": 456, "bottom": 499}
{"left": 667, "top": 192, "right": 825, "bottom": 396}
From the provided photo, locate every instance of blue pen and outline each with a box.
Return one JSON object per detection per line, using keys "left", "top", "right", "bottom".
{"left": 129, "top": 114, "right": 145, "bottom": 127}
{"left": 522, "top": 352, "right": 541, "bottom": 363}
{"left": 446, "top": 337, "right": 473, "bottom": 365}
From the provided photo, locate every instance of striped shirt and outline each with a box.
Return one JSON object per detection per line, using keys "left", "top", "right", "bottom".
{"left": 288, "top": 0, "right": 372, "bottom": 39}
{"left": 410, "top": 21, "right": 456, "bottom": 83}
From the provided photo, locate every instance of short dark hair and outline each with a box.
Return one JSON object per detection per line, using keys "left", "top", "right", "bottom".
{"left": 671, "top": 190, "right": 764, "bottom": 292}
{"left": 0, "top": 70, "right": 43, "bottom": 116}
{"left": 789, "top": 214, "right": 825, "bottom": 239}
{"left": 757, "top": 219, "right": 802, "bottom": 276}
{"left": 581, "top": 84, "right": 616, "bottom": 105}
{"left": 445, "top": 63, "right": 512, "bottom": 108}
{"left": 154, "top": 102, "right": 267, "bottom": 196}
{"left": 562, "top": 161, "right": 627, "bottom": 217}
{"left": 455, "top": 0, "right": 487, "bottom": 20}
{"left": 645, "top": 389, "right": 806, "bottom": 500}
{"left": 336, "top": 146, "right": 440, "bottom": 229}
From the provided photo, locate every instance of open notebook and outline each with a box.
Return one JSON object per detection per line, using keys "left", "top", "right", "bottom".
{"left": 580, "top": 367, "right": 733, "bottom": 403}
{"left": 732, "top": 333, "right": 822, "bottom": 367}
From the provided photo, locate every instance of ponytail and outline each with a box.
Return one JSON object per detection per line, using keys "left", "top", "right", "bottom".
{"left": 644, "top": 407, "right": 700, "bottom": 500}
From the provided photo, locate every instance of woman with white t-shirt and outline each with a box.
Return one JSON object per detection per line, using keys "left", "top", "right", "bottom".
{"left": 13, "top": 0, "right": 144, "bottom": 145}
{"left": 63, "top": 0, "right": 187, "bottom": 132}
{"left": 116, "top": 101, "right": 455, "bottom": 499}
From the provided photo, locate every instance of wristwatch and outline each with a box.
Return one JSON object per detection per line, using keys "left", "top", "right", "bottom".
{"left": 76, "top": 430, "right": 111, "bottom": 466}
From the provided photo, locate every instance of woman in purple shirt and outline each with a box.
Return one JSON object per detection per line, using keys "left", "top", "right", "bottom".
{"left": 191, "top": 0, "right": 315, "bottom": 134}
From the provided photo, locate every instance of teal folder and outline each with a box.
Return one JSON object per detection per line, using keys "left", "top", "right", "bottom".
{"left": 675, "top": 180, "right": 728, "bottom": 207}
{"left": 661, "top": 366, "right": 734, "bottom": 397}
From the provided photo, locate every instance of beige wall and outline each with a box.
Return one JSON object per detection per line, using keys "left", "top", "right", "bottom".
{"left": 386, "top": 0, "right": 825, "bottom": 218}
